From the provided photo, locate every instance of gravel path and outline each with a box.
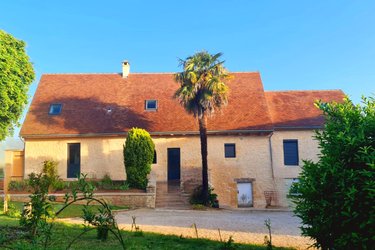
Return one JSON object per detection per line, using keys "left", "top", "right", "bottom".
{"left": 60, "top": 208, "right": 315, "bottom": 249}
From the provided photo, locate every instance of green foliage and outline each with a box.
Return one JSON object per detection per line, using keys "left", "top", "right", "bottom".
{"left": 291, "top": 96, "right": 375, "bottom": 249}
{"left": 100, "top": 173, "right": 113, "bottom": 189}
{"left": 51, "top": 179, "right": 66, "bottom": 191}
{"left": 8, "top": 179, "right": 29, "bottom": 191}
{"left": 264, "top": 219, "right": 273, "bottom": 250}
{"left": 174, "top": 51, "right": 230, "bottom": 118}
{"left": 42, "top": 160, "right": 61, "bottom": 191}
{"left": 5, "top": 202, "right": 21, "bottom": 218}
{"left": 20, "top": 172, "right": 54, "bottom": 237}
{"left": 0, "top": 30, "right": 35, "bottom": 141}
{"left": 123, "top": 128, "right": 155, "bottom": 189}
{"left": 190, "top": 185, "right": 218, "bottom": 207}
{"left": 219, "top": 236, "right": 236, "bottom": 250}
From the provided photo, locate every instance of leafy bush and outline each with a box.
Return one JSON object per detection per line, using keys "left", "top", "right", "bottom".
{"left": 8, "top": 180, "right": 29, "bottom": 191}
{"left": 42, "top": 160, "right": 61, "bottom": 190}
{"left": 99, "top": 174, "right": 113, "bottom": 190}
{"left": 20, "top": 172, "right": 54, "bottom": 236}
{"left": 291, "top": 96, "right": 375, "bottom": 249}
{"left": 52, "top": 179, "right": 66, "bottom": 191}
{"left": 189, "top": 185, "right": 218, "bottom": 207}
{"left": 123, "top": 128, "right": 155, "bottom": 189}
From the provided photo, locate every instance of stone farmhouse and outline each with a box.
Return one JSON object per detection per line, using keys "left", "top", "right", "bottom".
{"left": 19, "top": 62, "right": 344, "bottom": 208}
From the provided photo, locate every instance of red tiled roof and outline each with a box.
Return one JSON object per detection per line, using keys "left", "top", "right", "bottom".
{"left": 21, "top": 72, "right": 275, "bottom": 137}
{"left": 265, "top": 90, "right": 345, "bottom": 128}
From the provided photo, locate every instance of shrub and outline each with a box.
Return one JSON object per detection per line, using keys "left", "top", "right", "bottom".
{"left": 123, "top": 128, "right": 155, "bottom": 189}
{"left": 52, "top": 179, "right": 66, "bottom": 191}
{"left": 291, "top": 96, "right": 375, "bottom": 249}
{"left": 42, "top": 160, "right": 60, "bottom": 188}
{"left": 189, "top": 185, "right": 218, "bottom": 207}
{"left": 8, "top": 180, "right": 29, "bottom": 191}
{"left": 100, "top": 174, "right": 113, "bottom": 189}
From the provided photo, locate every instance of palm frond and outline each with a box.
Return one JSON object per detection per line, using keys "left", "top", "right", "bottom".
{"left": 174, "top": 51, "right": 231, "bottom": 118}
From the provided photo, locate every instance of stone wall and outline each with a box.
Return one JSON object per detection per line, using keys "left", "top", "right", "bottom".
{"left": 270, "top": 130, "right": 319, "bottom": 207}
{"left": 9, "top": 192, "right": 155, "bottom": 208}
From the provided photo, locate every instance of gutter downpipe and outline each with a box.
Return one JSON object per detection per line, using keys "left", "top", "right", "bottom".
{"left": 268, "top": 132, "right": 275, "bottom": 179}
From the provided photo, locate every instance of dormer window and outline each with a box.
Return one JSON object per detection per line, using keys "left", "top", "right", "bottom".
{"left": 49, "top": 104, "right": 62, "bottom": 115}
{"left": 145, "top": 100, "right": 157, "bottom": 111}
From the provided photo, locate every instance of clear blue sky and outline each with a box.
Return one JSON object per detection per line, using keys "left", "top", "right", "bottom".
{"left": 1, "top": 0, "right": 375, "bottom": 144}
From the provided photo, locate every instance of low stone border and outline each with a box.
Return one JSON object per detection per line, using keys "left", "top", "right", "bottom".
{"left": 4, "top": 192, "right": 156, "bottom": 208}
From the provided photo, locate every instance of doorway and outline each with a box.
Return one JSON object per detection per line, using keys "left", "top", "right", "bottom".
{"left": 237, "top": 182, "right": 253, "bottom": 207}
{"left": 67, "top": 143, "right": 80, "bottom": 178}
{"left": 167, "top": 148, "right": 180, "bottom": 181}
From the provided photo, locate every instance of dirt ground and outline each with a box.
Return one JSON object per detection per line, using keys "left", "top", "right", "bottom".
{"left": 61, "top": 208, "right": 315, "bottom": 249}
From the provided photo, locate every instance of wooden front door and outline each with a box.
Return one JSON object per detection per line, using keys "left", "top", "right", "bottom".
{"left": 67, "top": 143, "right": 80, "bottom": 178}
{"left": 167, "top": 148, "right": 180, "bottom": 181}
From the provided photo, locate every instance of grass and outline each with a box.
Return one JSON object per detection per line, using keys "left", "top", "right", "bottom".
{"left": 0, "top": 215, "right": 294, "bottom": 250}
{"left": 1, "top": 201, "right": 129, "bottom": 218}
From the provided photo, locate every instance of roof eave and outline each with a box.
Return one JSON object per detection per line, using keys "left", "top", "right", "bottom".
{"left": 20, "top": 129, "right": 274, "bottom": 139}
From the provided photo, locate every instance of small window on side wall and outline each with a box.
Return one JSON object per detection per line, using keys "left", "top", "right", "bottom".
{"left": 225, "top": 143, "right": 236, "bottom": 158}
{"left": 283, "top": 140, "right": 299, "bottom": 166}
{"left": 153, "top": 150, "right": 157, "bottom": 164}
{"left": 145, "top": 100, "right": 157, "bottom": 111}
{"left": 49, "top": 104, "right": 62, "bottom": 115}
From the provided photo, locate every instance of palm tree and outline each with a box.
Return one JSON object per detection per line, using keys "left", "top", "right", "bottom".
{"left": 174, "top": 51, "right": 230, "bottom": 204}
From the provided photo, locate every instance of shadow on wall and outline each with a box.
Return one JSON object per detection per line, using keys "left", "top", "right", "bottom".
{"left": 26, "top": 97, "right": 153, "bottom": 134}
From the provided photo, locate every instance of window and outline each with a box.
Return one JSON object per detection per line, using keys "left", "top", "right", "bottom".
{"left": 283, "top": 140, "right": 299, "bottom": 165}
{"left": 224, "top": 143, "right": 236, "bottom": 158}
{"left": 49, "top": 104, "right": 62, "bottom": 115}
{"left": 145, "top": 100, "right": 157, "bottom": 110}
{"left": 153, "top": 150, "right": 157, "bottom": 164}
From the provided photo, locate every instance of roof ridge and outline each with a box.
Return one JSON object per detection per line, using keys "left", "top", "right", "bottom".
{"left": 42, "top": 71, "right": 260, "bottom": 75}
{"left": 265, "top": 89, "right": 343, "bottom": 93}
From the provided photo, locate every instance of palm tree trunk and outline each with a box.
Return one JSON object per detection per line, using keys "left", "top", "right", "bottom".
{"left": 198, "top": 114, "right": 209, "bottom": 204}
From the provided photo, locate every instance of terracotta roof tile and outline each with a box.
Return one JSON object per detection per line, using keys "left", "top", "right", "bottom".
{"left": 20, "top": 72, "right": 275, "bottom": 137}
{"left": 265, "top": 90, "right": 345, "bottom": 128}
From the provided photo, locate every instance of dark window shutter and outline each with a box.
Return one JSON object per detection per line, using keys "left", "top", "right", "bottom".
{"left": 283, "top": 140, "right": 299, "bottom": 165}
{"left": 153, "top": 150, "right": 157, "bottom": 164}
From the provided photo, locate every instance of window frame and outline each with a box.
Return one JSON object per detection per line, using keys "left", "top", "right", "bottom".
{"left": 49, "top": 103, "right": 63, "bottom": 115}
{"left": 283, "top": 139, "right": 299, "bottom": 166}
{"left": 145, "top": 100, "right": 158, "bottom": 111}
{"left": 224, "top": 143, "right": 236, "bottom": 158}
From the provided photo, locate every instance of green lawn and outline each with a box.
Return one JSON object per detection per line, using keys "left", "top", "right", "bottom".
{"left": 0, "top": 215, "right": 294, "bottom": 250}
{"left": 2, "top": 201, "right": 129, "bottom": 218}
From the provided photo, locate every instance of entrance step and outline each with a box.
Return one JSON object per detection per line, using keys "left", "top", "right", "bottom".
{"left": 156, "top": 181, "right": 191, "bottom": 209}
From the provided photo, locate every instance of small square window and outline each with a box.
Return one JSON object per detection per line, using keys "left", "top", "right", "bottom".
{"left": 49, "top": 104, "right": 62, "bottom": 115}
{"left": 225, "top": 143, "right": 236, "bottom": 158}
{"left": 145, "top": 100, "right": 157, "bottom": 110}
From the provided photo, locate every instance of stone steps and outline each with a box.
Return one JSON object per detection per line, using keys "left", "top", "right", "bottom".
{"left": 156, "top": 181, "right": 191, "bottom": 209}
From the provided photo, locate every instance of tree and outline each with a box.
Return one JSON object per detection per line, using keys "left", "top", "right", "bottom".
{"left": 174, "top": 51, "right": 230, "bottom": 204}
{"left": 123, "top": 128, "right": 155, "bottom": 189}
{"left": 0, "top": 30, "right": 35, "bottom": 141}
{"left": 291, "top": 96, "right": 375, "bottom": 249}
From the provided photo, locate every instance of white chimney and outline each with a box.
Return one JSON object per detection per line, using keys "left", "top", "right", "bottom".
{"left": 122, "top": 60, "right": 130, "bottom": 78}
